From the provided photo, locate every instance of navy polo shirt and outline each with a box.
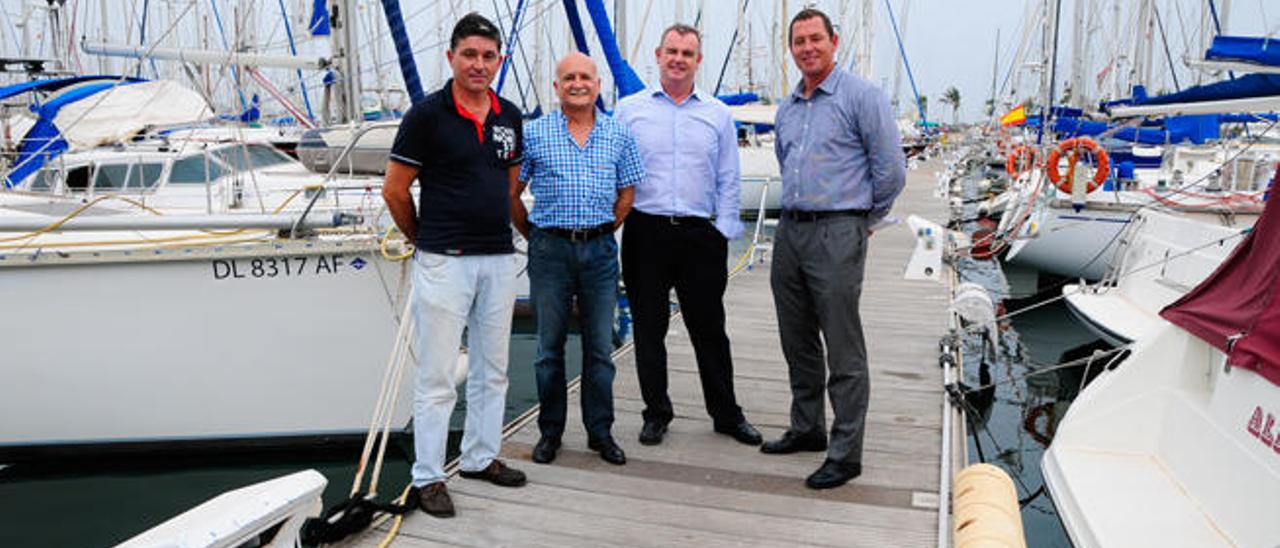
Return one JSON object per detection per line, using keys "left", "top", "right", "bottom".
{"left": 389, "top": 80, "right": 523, "bottom": 255}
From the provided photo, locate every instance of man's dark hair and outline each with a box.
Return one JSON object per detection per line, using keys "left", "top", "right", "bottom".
{"left": 788, "top": 8, "right": 836, "bottom": 44}
{"left": 659, "top": 23, "right": 702, "bottom": 52}
{"left": 450, "top": 12, "right": 502, "bottom": 51}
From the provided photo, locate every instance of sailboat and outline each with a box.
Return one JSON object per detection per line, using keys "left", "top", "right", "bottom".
{"left": 1042, "top": 168, "right": 1280, "bottom": 547}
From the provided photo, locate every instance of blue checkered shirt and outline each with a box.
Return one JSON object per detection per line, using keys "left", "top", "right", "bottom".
{"left": 520, "top": 111, "right": 646, "bottom": 229}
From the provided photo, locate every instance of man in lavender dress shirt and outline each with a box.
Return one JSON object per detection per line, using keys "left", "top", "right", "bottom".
{"left": 615, "top": 23, "right": 762, "bottom": 448}
{"left": 759, "top": 8, "right": 906, "bottom": 490}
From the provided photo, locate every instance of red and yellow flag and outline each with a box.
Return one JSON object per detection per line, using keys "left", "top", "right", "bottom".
{"left": 1000, "top": 105, "right": 1027, "bottom": 127}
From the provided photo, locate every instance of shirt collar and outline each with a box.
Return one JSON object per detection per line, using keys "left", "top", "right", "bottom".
{"left": 650, "top": 84, "right": 705, "bottom": 104}
{"left": 554, "top": 109, "right": 602, "bottom": 129}
{"left": 790, "top": 67, "right": 843, "bottom": 100}
{"left": 444, "top": 79, "right": 502, "bottom": 116}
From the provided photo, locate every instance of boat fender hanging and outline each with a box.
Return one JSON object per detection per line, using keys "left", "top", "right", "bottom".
{"left": 1005, "top": 145, "right": 1038, "bottom": 178}
{"left": 1045, "top": 137, "right": 1109, "bottom": 194}
{"left": 953, "top": 464, "right": 1028, "bottom": 548}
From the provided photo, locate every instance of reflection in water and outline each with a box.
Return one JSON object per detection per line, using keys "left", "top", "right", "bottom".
{"left": 951, "top": 164, "right": 1108, "bottom": 547}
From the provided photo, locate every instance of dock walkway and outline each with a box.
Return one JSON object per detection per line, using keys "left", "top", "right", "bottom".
{"left": 343, "top": 161, "right": 954, "bottom": 547}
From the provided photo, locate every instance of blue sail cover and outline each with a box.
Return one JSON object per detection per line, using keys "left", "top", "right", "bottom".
{"left": 1053, "top": 114, "right": 1220, "bottom": 145}
{"left": 0, "top": 76, "right": 143, "bottom": 102}
{"left": 379, "top": 0, "right": 425, "bottom": 104}
{"left": 580, "top": 0, "right": 645, "bottom": 98}
{"left": 1206, "top": 36, "right": 1280, "bottom": 67}
{"left": 309, "top": 0, "right": 331, "bottom": 36}
{"left": 4, "top": 80, "right": 145, "bottom": 188}
{"left": 718, "top": 92, "right": 760, "bottom": 106}
{"left": 1135, "top": 74, "right": 1280, "bottom": 106}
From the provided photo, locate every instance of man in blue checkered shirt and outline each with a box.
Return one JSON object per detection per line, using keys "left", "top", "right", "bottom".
{"left": 511, "top": 52, "right": 646, "bottom": 467}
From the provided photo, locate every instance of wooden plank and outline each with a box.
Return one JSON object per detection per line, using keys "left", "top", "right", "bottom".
{"left": 340, "top": 158, "right": 955, "bottom": 548}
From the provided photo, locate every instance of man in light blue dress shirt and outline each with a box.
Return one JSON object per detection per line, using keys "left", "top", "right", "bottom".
{"left": 759, "top": 8, "right": 906, "bottom": 491}
{"left": 615, "top": 23, "right": 762, "bottom": 448}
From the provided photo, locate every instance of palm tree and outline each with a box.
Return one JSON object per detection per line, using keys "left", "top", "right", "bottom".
{"left": 942, "top": 86, "right": 961, "bottom": 125}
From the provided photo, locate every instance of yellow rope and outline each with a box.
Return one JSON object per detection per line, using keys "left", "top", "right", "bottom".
{"left": 379, "top": 225, "right": 415, "bottom": 262}
{"left": 376, "top": 485, "right": 414, "bottom": 548}
{"left": 728, "top": 242, "right": 757, "bottom": 277}
{"left": 0, "top": 186, "right": 323, "bottom": 249}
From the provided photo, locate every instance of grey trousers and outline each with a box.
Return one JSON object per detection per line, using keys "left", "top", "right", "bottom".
{"left": 770, "top": 215, "right": 870, "bottom": 466}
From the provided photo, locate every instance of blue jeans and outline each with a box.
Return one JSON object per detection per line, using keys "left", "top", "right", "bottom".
{"left": 409, "top": 252, "right": 518, "bottom": 486}
{"left": 528, "top": 228, "right": 619, "bottom": 441}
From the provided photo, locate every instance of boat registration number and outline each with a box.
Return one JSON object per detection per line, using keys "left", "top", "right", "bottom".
{"left": 1247, "top": 406, "right": 1280, "bottom": 454}
{"left": 211, "top": 255, "right": 362, "bottom": 280}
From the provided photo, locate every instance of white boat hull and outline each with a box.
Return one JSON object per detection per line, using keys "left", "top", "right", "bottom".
{"left": 1043, "top": 324, "right": 1280, "bottom": 547}
{"left": 0, "top": 238, "right": 419, "bottom": 458}
{"left": 1005, "top": 202, "right": 1131, "bottom": 280}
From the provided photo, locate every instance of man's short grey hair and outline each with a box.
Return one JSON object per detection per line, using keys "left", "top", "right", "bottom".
{"left": 660, "top": 23, "right": 702, "bottom": 52}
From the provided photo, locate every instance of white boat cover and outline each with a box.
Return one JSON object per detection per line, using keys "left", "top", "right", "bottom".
{"left": 53, "top": 80, "right": 212, "bottom": 148}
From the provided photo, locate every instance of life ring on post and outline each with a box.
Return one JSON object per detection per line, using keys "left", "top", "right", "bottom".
{"left": 1005, "top": 145, "right": 1038, "bottom": 178}
{"left": 1045, "top": 137, "right": 1110, "bottom": 194}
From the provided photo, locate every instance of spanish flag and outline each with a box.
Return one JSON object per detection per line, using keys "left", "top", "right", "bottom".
{"left": 1000, "top": 106, "right": 1027, "bottom": 127}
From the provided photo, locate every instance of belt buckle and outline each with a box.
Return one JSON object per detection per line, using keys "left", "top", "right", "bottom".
{"left": 569, "top": 229, "right": 586, "bottom": 242}
{"left": 667, "top": 215, "right": 681, "bottom": 226}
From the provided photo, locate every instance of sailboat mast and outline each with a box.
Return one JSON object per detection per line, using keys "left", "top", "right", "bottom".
{"left": 890, "top": 0, "right": 910, "bottom": 115}
{"left": 327, "top": 0, "right": 362, "bottom": 123}
{"left": 1068, "top": 0, "right": 1088, "bottom": 107}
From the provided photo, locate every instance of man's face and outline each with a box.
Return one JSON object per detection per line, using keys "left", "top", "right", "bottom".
{"left": 655, "top": 31, "right": 702, "bottom": 88}
{"left": 447, "top": 35, "right": 502, "bottom": 94}
{"left": 554, "top": 55, "right": 600, "bottom": 110}
{"left": 789, "top": 17, "right": 838, "bottom": 80}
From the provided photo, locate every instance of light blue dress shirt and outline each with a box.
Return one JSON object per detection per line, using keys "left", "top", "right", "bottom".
{"left": 774, "top": 68, "right": 906, "bottom": 220}
{"left": 615, "top": 87, "right": 743, "bottom": 239}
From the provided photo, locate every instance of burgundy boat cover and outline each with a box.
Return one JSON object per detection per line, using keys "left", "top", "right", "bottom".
{"left": 1160, "top": 167, "right": 1280, "bottom": 386}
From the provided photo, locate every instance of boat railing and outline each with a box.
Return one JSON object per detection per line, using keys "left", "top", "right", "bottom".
{"left": 292, "top": 123, "right": 394, "bottom": 238}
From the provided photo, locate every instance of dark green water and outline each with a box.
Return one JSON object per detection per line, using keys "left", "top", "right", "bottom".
{"left": 0, "top": 325, "right": 579, "bottom": 547}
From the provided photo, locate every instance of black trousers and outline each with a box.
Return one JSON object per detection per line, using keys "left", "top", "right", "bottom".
{"left": 621, "top": 210, "right": 743, "bottom": 428}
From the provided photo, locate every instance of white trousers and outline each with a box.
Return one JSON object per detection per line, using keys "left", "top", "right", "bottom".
{"left": 410, "top": 251, "right": 518, "bottom": 486}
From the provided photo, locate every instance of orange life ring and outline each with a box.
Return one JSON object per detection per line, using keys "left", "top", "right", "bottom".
{"left": 1005, "top": 145, "right": 1038, "bottom": 177}
{"left": 1046, "top": 137, "right": 1110, "bottom": 194}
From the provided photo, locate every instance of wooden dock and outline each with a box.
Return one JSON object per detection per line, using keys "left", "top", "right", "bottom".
{"left": 342, "top": 160, "right": 956, "bottom": 547}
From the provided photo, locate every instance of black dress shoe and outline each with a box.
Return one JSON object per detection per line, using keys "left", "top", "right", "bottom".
{"left": 638, "top": 421, "right": 668, "bottom": 446}
{"left": 532, "top": 436, "right": 560, "bottom": 464}
{"left": 714, "top": 420, "right": 763, "bottom": 445}
{"left": 587, "top": 437, "right": 627, "bottom": 465}
{"left": 805, "top": 459, "right": 862, "bottom": 489}
{"left": 760, "top": 430, "right": 827, "bottom": 454}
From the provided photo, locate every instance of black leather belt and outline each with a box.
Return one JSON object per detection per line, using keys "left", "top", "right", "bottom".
{"left": 781, "top": 208, "right": 869, "bottom": 222}
{"left": 631, "top": 210, "right": 711, "bottom": 226}
{"left": 536, "top": 223, "right": 614, "bottom": 242}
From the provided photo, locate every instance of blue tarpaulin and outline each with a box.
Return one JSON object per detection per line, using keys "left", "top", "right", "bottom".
{"left": 1206, "top": 36, "right": 1280, "bottom": 68}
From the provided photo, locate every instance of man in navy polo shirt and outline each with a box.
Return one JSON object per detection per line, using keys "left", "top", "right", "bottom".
{"left": 382, "top": 13, "right": 527, "bottom": 518}
{"left": 511, "top": 52, "right": 645, "bottom": 467}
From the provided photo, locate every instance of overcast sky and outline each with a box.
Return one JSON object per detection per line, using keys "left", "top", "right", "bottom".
{"left": 1, "top": 0, "right": 1274, "bottom": 123}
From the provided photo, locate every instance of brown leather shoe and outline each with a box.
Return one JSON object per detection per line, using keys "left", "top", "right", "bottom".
{"left": 417, "top": 482, "right": 455, "bottom": 518}
{"left": 459, "top": 459, "right": 527, "bottom": 487}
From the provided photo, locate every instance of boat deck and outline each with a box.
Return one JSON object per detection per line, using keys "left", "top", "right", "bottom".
{"left": 340, "top": 160, "right": 956, "bottom": 547}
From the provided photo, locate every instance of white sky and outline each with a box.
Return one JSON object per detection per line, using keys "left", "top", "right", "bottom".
{"left": 0, "top": 0, "right": 1275, "bottom": 123}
